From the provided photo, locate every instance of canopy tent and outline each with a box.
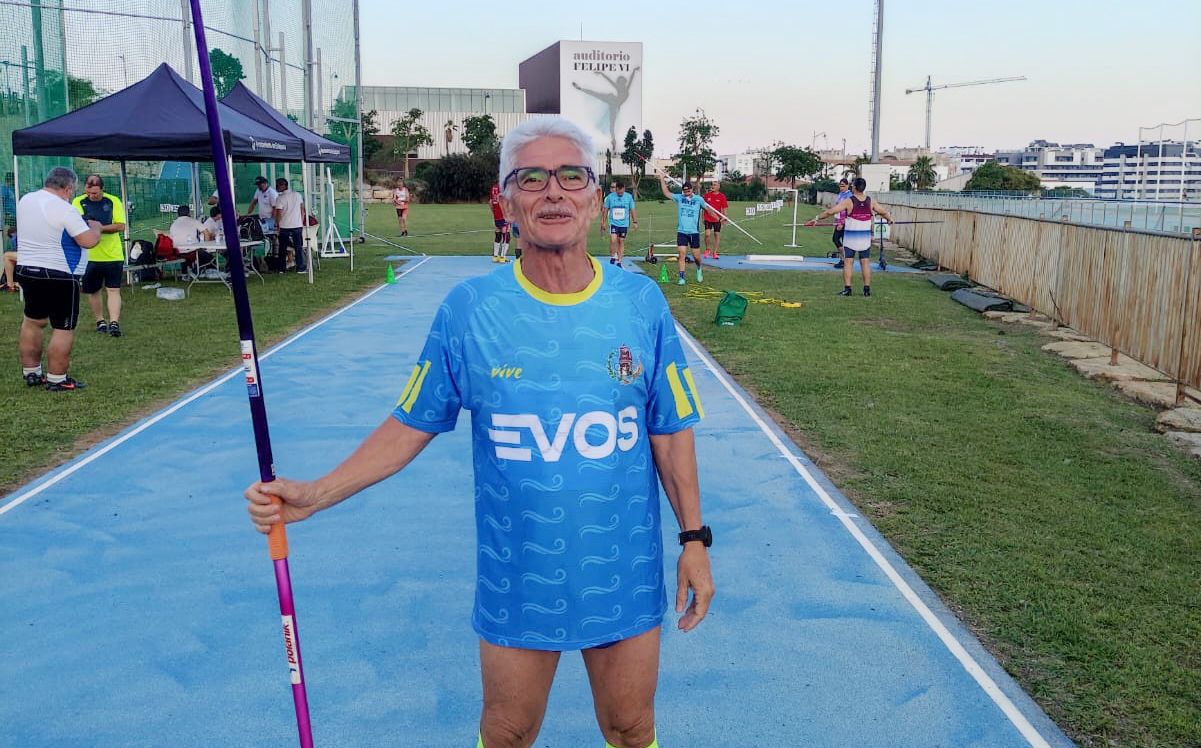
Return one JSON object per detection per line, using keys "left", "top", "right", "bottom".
{"left": 221, "top": 81, "right": 355, "bottom": 268}
{"left": 11, "top": 63, "right": 305, "bottom": 162}
{"left": 221, "top": 82, "right": 349, "bottom": 164}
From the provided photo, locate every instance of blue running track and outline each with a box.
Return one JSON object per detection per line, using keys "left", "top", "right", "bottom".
{"left": 0, "top": 257, "right": 1073, "bottom": 747}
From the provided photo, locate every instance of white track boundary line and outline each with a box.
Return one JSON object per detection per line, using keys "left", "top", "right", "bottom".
{"left": 0, "top": 256, "right": 434, "bottom": 518}
{"left": 677, "top": 325, "right": 1053, "bottom": 748}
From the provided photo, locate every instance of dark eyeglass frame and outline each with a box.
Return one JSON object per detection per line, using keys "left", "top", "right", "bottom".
{"left": 502, "top": 165, "right": 597, "bottom": 192}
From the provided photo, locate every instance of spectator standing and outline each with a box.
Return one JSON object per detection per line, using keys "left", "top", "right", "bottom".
{"left": 273, "top": 178, "right": 307, "bottom": 273}
{"left": 73, "top": 175, "right": 127, "bottom": 337}
{"left": 392, "top": 180, "right": 411, "bottom": 236}
{"left": 15, "top": 167, "right": 101, "bottom": 391}
{"left": 701, "top": 180, "right": 728, "bottom": 260}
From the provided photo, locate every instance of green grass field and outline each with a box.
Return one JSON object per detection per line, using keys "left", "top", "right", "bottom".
{"left": 3, "top": 198, "right": 1198, "bottom": 747}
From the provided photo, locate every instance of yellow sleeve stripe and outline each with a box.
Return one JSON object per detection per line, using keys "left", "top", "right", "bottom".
{"left": 666, "top": 362, "right": 694, "bottom": 419}
{"left": 400, "top": 360, "right": 432, "bottom": 413}
{"left": 395, "top": 362, "right": 423, "bottom": 409}
{"left": 682, "top": 367, "right": 705, "bottom": 419}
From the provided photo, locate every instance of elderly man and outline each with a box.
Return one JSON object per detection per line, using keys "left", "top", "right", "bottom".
{"left": 72, "top": 175, "right": 126, "bottom": 337}
{"left": 15, "top": 167, "right": 102, "bottom": 390}
{"left": 245, "top": 117, "right": 714, "bottom": 748}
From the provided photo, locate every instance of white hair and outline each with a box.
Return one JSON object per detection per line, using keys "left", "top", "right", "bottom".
{"left": 498, "top": 117, "right": 597, "bottom": 196}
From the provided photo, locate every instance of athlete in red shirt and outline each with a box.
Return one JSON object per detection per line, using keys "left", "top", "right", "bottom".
{"left": 702, "top": 181, "right": 728, "bottom": 259}
{"left": 489, "top": 183, "right": 511, "bottom": 263}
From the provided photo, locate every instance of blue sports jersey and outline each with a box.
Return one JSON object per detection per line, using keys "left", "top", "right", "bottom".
{"left": 392, "top": 256, "right": 703, "bottom": 650}
{"left": 671, "top": 193, "right": 711, "bottom": 234}
{"left": 603, "top": 192, "right": 635, "bottom": 229}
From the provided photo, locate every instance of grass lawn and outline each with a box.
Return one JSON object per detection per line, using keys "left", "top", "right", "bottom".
{"left": 664, "top": 268, "right": 1201, "bottom": 748}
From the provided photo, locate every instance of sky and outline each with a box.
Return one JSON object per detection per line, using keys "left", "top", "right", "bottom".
{"left": 360, "top": 0, "right": 1201, "bottom": 157}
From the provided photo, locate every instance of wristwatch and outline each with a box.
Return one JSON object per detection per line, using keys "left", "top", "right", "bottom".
{"left": 678, "top": 525, "right": 713, "bottom": 548}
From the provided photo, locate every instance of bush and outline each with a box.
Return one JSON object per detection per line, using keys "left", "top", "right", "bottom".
{"left": 422, "top": 153, "right": 500, "bottom": 203}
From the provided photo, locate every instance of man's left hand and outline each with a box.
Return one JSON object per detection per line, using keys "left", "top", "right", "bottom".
{"left": 676, "top": 544, "right": 714, "bottom": 632}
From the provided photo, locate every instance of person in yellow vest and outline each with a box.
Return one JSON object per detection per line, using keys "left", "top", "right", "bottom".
{"left": 72, "top": 175, "right": 127, "bottom": 337}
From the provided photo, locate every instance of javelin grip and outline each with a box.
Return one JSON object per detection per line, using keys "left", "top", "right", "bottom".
{"left": 268, "top": 499, "right": 290, "bottom": 560}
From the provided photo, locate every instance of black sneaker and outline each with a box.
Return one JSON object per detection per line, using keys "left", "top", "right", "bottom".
{"left": 95, "top": 320, "right": 108, "bottom": 334}
{"left": 863, "top": 286, "right": 872, "bottom": 297}
{"left": 609, "top": 258, "right": 616, "bottom": 264}
{"left": 108, "top": 321, "right": 122, "bottom": 338}
{"left": 24, "top": 371, "right": 44, "bottom": 387}
{"left": 832, "top": 260, "right": 845, "bottom": 269}
{"left": 46, "top": 376, "right": 86, "bottom": 392}
{"left": 837, "top": 287, "right": 852, "bottom": 297}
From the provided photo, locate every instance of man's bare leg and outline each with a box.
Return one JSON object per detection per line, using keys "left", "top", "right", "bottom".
{"left": 19, "top": 317, "right": 46, "bottom": 368}
{"left": 582, "top": 627, "right": 660, "bottom": 748}
{"left": 479, "top": 640, "right": 561, "bottom": 748}
{"left": 46, "top": 329, "right": 75, "bottom": 376}
{"left": 106, "top": 287, "right": 122, "bottom": 324}
{"left": 87, "top": 291, "right": 105, "bottom": 323}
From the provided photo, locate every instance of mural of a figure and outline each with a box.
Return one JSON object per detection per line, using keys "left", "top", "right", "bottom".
{"left": 571, "top": 67, "right": 641, "bottom": 156}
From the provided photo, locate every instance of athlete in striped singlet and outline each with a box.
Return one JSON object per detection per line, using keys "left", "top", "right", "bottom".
{"left": 808, "top": 177, "right": 893, "bottom": 297}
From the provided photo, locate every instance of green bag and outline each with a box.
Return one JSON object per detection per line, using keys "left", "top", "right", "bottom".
{"left": 715, "top": 291, "right": 748, "bottom": 326}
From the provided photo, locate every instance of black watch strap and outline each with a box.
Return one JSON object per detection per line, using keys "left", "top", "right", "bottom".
{"left": 678, "top": 525, "right": 712, "bottom": 548}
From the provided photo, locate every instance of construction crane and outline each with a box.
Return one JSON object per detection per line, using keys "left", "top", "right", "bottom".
{"left": 905, "top": 75, "right": 1027, "bottom": 150}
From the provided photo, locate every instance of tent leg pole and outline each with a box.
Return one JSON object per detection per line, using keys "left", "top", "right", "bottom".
{"left": 119, "top": 161, "right": 130, "bottom": 260}
{"left": 302, "top": 162, "right": 313, "bottom": 285}
{"left": 12, "top": 154, "right": 19, "bottom": 202}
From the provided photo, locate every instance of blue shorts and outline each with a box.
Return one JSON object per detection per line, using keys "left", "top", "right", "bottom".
{"left": 843, "top": 248, "right": 870, "bottom": 259}
{"left": 511, "top": 223, "right": 520, "bottom": 238}
{"left": 676, "top": 232, "right": 700, "bottom": 249}
{"left": 610, "top": 226, "right": 628, "bottom": 237}
{"left": 494, "top": 219, "right": 508, "bottom": 230}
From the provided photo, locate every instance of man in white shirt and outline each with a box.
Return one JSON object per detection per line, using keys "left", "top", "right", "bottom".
{"left": 168, "top": 204, "right": 209, "bottom": 246}
{"left": 15, "top": 166, "right": 102, "bottom": 391}
{"left": 273, "top": 177, "right": 306, "bottom": 273}
{"left": 246, "top": 175, "right": 278, "bottom": 234}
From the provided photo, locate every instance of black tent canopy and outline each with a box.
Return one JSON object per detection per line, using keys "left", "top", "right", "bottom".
{"left": 221, "top": 82, "right": 350, "bottom": 164}
{"left": 12, "top": 63, "right": 305, "bottom": 162}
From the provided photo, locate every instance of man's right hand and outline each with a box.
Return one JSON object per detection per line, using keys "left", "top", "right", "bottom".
{"left": 804, "top": 219, "right": 818, "bottom": 227}
{"left": 245, "top": 477, "right": 322, "bottom": 534}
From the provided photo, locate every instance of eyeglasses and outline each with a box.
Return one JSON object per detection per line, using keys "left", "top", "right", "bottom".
{"left": 502, "top": 165, "right": 596, "bottom": 192}
{"left": 85, "top": 181, "right": 101, "bottom": 187}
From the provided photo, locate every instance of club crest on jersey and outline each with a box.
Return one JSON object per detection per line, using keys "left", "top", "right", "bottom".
{"left": 606, "top": 344, "right": 643, "bottom": 385}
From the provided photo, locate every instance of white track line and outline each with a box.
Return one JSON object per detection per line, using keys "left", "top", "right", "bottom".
{"left": 0, "top": 256, "right": 434, "bottom": 518}
{"left": 677, "top": 326, "right": 1054, "bottom": 748}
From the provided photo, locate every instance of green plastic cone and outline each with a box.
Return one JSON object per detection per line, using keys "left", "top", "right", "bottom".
{"left": 385, "top": 264, "right": 396, "bottom": 284}
{"left": 658, "top": 263, "right": 669, "bottom": 283}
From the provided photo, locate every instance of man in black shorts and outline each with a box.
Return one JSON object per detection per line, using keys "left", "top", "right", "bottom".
{"left": 15, "top": 167, "right": 102, "bottom": 391}
{"left": 73, "top": 175, "right": 127, "bottom": 337}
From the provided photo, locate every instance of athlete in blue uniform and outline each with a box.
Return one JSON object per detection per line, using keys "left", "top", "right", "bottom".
{"left": 658, "top": 172, "right": 714, "bottom": 286}
{"left": 601, "top": 179, "right": 637, "bottom": 267}
{"left": 246, "top": 117, "right": 714, "bottom": 748}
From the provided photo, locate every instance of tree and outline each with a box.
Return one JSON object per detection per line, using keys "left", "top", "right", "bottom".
{"left": 390, "top": 108, "right": 433, "bottom": 179}
{"left": 889, "top": 174, "right": 912, "bottom": 191}
{"left": 325, "top": 100, "right": 383, "bottom": 163}
{"left": 619, "top": 127, "right": 654, "bottom": 198}
{"left": 965, "top": 161, "right": 1042, "bottom": 193}
{"left": 907, "top": 156, "right": 938, "bottom": 190}
{"left": 1042, "top": 186, "right": 1091, "bottom": 198}
{"left": 209, "top": 48, "right": 246, "bottom": 98}
{"left": 461, "top": 114, "right": 498, "bottom": 155}
{"left": 771, "top": 144, "right": 823, "bottom": 188}
{"left": 443, "top": 119, "right": 458, "bottom": 156}
{"left": 844, "top": 153, "right": 871, "bottom": 179}
{"left": 38, "top": 71, "right": 106, "bottom": 114}
{"left": 674, "top": 109, "right": 719, "bottom": 183}
{"left": 360, "top": 110, "right": 382, "bottom": 162}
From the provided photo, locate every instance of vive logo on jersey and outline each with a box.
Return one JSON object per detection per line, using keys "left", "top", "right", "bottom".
{"left": 489, "top": 407, "right": 639, "bottom": 462}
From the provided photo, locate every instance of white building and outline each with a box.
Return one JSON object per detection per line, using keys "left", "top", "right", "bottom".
{"left": 358, "top": 86, "right": 531, "bottom": 160}
{"left": 1095, "top": 141, "right": 1201, "bottom": 201}
{"left": 993, "top": 140, "right": 1105, "bottom": 192}
{"left": 720, "top": 153, "right": 761, "bottom": 178}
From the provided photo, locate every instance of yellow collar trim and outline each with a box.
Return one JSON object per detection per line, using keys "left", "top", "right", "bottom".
{"left": 513, "top": 255, "right": 602, "bottom": 306}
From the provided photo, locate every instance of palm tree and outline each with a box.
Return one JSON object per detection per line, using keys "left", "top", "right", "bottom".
{"left": 843, "top": 153, "right": 871, "bottom": 180}
{"left": 443, "top": 119, "right": 457, "bottom": 157}
{"left": 908, "top": 156, "right": 938, "bottom": 190}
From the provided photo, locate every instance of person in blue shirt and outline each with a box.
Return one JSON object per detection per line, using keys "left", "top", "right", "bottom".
{"left": 658, "top": 172, "right": 714, "bottom": 285}
{"left": 601, "top": 178, "right": 637, "bottom": 268}
{"left": 831, "top": 177, "right": 853, "bottom": 269}
{"left": 245, "top": 117, "right": 714, "bottom": 748}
